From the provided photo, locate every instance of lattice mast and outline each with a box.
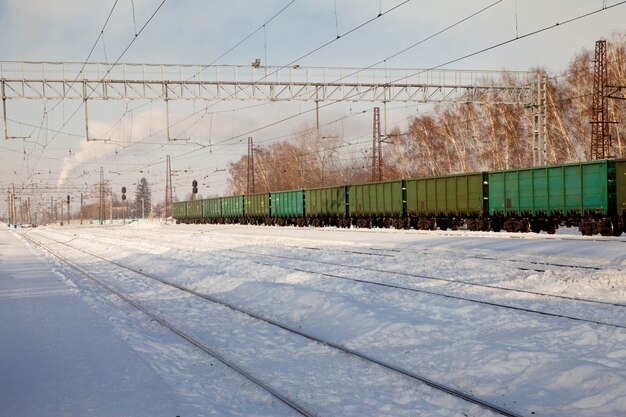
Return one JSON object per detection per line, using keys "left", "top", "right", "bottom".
{"left": 165, "top": 155, "right": 173, "bottom": 220}
{"left": 591, "top": 40, "right": 610, "bottom": 160}
{"left": 372, "top": 107, "right": 382, "bottom": 182}
{"left": 99, "top": 167, "right": 105, "bottom": 224}
{"left": 532, "top": 74, "right": 547, "bottom": 166}
{"left": 247, "top": 137, "right": 255, "bottom": 194}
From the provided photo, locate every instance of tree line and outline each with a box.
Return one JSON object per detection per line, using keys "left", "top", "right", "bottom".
{"left": 228, "top": 33, "right": 625, "bottom": 193}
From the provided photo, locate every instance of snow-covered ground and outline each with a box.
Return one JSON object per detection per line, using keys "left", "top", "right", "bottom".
{"left": 2, "top": 222, "right": 625, "bottom": 416}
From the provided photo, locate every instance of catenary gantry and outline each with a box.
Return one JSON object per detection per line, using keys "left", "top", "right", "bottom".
{"left": 1, "top": 61, "right": 536, "bottom": 104}
{"left": 0, "top": 61, "right": 547, "bottom": 164}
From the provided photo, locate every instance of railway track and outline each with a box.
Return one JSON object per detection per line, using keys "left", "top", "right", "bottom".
{"left": 22, "top": 231, "right": 524, "bottom": 417}
{"left": 153, "top": 225, "right": 623, "bottom": 271}
{"left": 19, "top": 233, "right": 313, "bottom": 417}
{"left": 253, "top": 247, "right": 624, "bottom": 308}
{"left": 221, "top": 247, "right": 626, "bottom": 329}
{"left": 301, "top": 244, "right": 614, "bottom": 272}
{"left": 38, "top": 228, "right": 625, "bottom": 327}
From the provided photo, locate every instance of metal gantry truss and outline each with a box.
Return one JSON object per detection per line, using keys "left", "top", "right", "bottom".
{"left": 1, "top": 61, "right": 547, "bottom": 162}
{"left": 0, "top": 61, "right": 536, "bottom": 103}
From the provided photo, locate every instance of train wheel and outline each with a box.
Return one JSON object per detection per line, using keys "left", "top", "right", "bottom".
{"left": 546, "top": 224, "right": 557, "bottom": 234}
{"left": 600, "top": 219, "right": 614, "bottom": 237}
{"left": 531, "top": 222, "right": 542, "bottom": 234}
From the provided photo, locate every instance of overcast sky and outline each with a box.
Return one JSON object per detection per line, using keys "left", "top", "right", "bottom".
{"left": 0, "top": 0, "right": 624, "bottom": 217}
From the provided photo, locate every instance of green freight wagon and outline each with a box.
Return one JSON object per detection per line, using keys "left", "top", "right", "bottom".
{"left": 405, "top": 172, "right": 487, "bottom": 231}
{"left": 186, "top": 199, "right": 203, "bottom": 222}
{"left": 348, "top": 180, "right": 404, "bottom": 228}
{"left": 244, "top": 192, "right": 270, "bottom": 224}
{"left": 488, "top": 160, "right": 615, "bottom": 235}
{"left": 172, "top": 201, "right": 187, "bottom": 223}
{"left": 202, "top": 197, "right": 222, "bottom": 222}
{"left": 270, "top": 189, "right": 305, "bottom": 226}
{"left": 221, "top": 195, "right": 244, "bottom": 223}
{"left": 612, "top": 158, "right": 626, "bottom": 236}
{"left": 305, "top": 185, "right": 348, "bottom": 227}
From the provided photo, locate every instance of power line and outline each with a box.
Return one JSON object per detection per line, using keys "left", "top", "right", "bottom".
{"left": 187, "top": 0, "right": 297, "bottom": 81}
{"left": 21, "top": 0, "right": 121, "bottom": 184}
{"left": 77, "top": 0, "right": 299, "bottom": 151}
{"left": 212, "top": 1, "right": 626, "bottom": 149}
{"left": 49, "top": 0, "right": 169, "bottom": 145}
{"left": 113, "top": 0, "right": 511, "bottom": 156}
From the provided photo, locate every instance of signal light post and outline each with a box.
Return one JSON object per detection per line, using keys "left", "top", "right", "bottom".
{"left": 121, "top": 186, "right": 127, "bottom": 224}
{"left": 192, "top": 180, "right": 198, "bottom": 198}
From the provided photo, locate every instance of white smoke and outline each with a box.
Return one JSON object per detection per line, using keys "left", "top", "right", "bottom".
{"left": 56, "top": 108, "right": 167, "bottom": 188}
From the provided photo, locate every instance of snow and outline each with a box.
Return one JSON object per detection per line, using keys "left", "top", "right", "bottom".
{"left": 2, "top": 222, "right": 626, "bottom": 416}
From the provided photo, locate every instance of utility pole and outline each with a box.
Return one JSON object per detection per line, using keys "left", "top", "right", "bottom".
{"left": 590, "top": 39, "right": 615, "bottom": 160}
{"left": 67, "top": 195, "right": 70, "bottom": 225}
{"left": 60, "top": 197, "right": 64, "bottom": 226}
{"left": 372, "top": 107, "right": 382, "bottom": 182}
{"left": 110, "top": 191, "right": 113, "bottom": 224}
{"left": 165, "top": 155, "right": 173, "bottom": 221}
{"left": 247, "top": 137, "right": 255, "bottom": 194}
{"left": 7, "top": 188, "right": 13, "bottom": 226}
{"left": 532, "top": 74, "right": 547, "bottom": 166}
{"left": 80, "top": 192, "right": 83, "bottom": 225}
{"left": 99, "top": 167, "right": 105, "bottom": 224}
{"left": 11, "top": 185, "right": 16, "bottom": 226}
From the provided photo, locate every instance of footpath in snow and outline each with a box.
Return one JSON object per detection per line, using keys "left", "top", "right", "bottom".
{"left": 0, "top": 229, "right": 196, "bottom": 417}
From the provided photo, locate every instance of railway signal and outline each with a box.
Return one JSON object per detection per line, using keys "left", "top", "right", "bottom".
{"left": 121, "top": 186, "right": 126, "bottom": 201}
{"left": 192, "top": 180, "right": 198, "bottom": 195}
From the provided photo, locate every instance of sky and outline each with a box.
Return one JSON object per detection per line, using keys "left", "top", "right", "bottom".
{"left": 0, "top": 0, "right": 624, "bottom": 220}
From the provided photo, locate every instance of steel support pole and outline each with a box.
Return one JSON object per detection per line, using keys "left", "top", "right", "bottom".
{"left": 83, "top": 80, "right": 90, "bottom": 141}
{"left": 2, "top": 79, "right": 7, "bottom": 141}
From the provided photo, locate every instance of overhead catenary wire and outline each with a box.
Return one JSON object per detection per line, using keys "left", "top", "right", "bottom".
{"left": 10, "top": 0, "right": 497, "bottom": 181}
{"left": 79, "top": 0, "right": 298, "bottom": 150}
{"left": 19, "top": 0, "right": 121, "bottom": 184}
{"left": 117, "top": 0, "right": 626, "bottom": 194}
{"left": 6, "top": 1, "right": 625, "bottom": 209}
{"left": 209, "top": 1, "right": 626, "bottom": 148}
{"left": 102, "top": 0, "right": 518, "bottom": 162}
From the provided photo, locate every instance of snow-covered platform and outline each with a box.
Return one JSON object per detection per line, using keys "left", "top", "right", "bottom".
{"left": 0, "top": 230, "right": 193, "bottom": 416}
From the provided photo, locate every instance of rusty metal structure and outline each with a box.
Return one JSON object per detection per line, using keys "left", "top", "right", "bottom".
{"left": 247, "top": 137, "right": 255, "bottom": 194}
{"left": 372, "top": 107, "right": 382, "bottom": 182}
{"left": 591, "top": 40, "right": 610, "bottom": 160}
{"left": 532, "top": 75, "right": 547, "bottom": 166}
{"left": 165, "top": 155, "right": 173, "bottom": 219}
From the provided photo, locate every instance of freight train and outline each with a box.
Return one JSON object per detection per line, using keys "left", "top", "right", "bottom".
{"left": 173, "top": 158, "right": 626, "bottom": 237}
